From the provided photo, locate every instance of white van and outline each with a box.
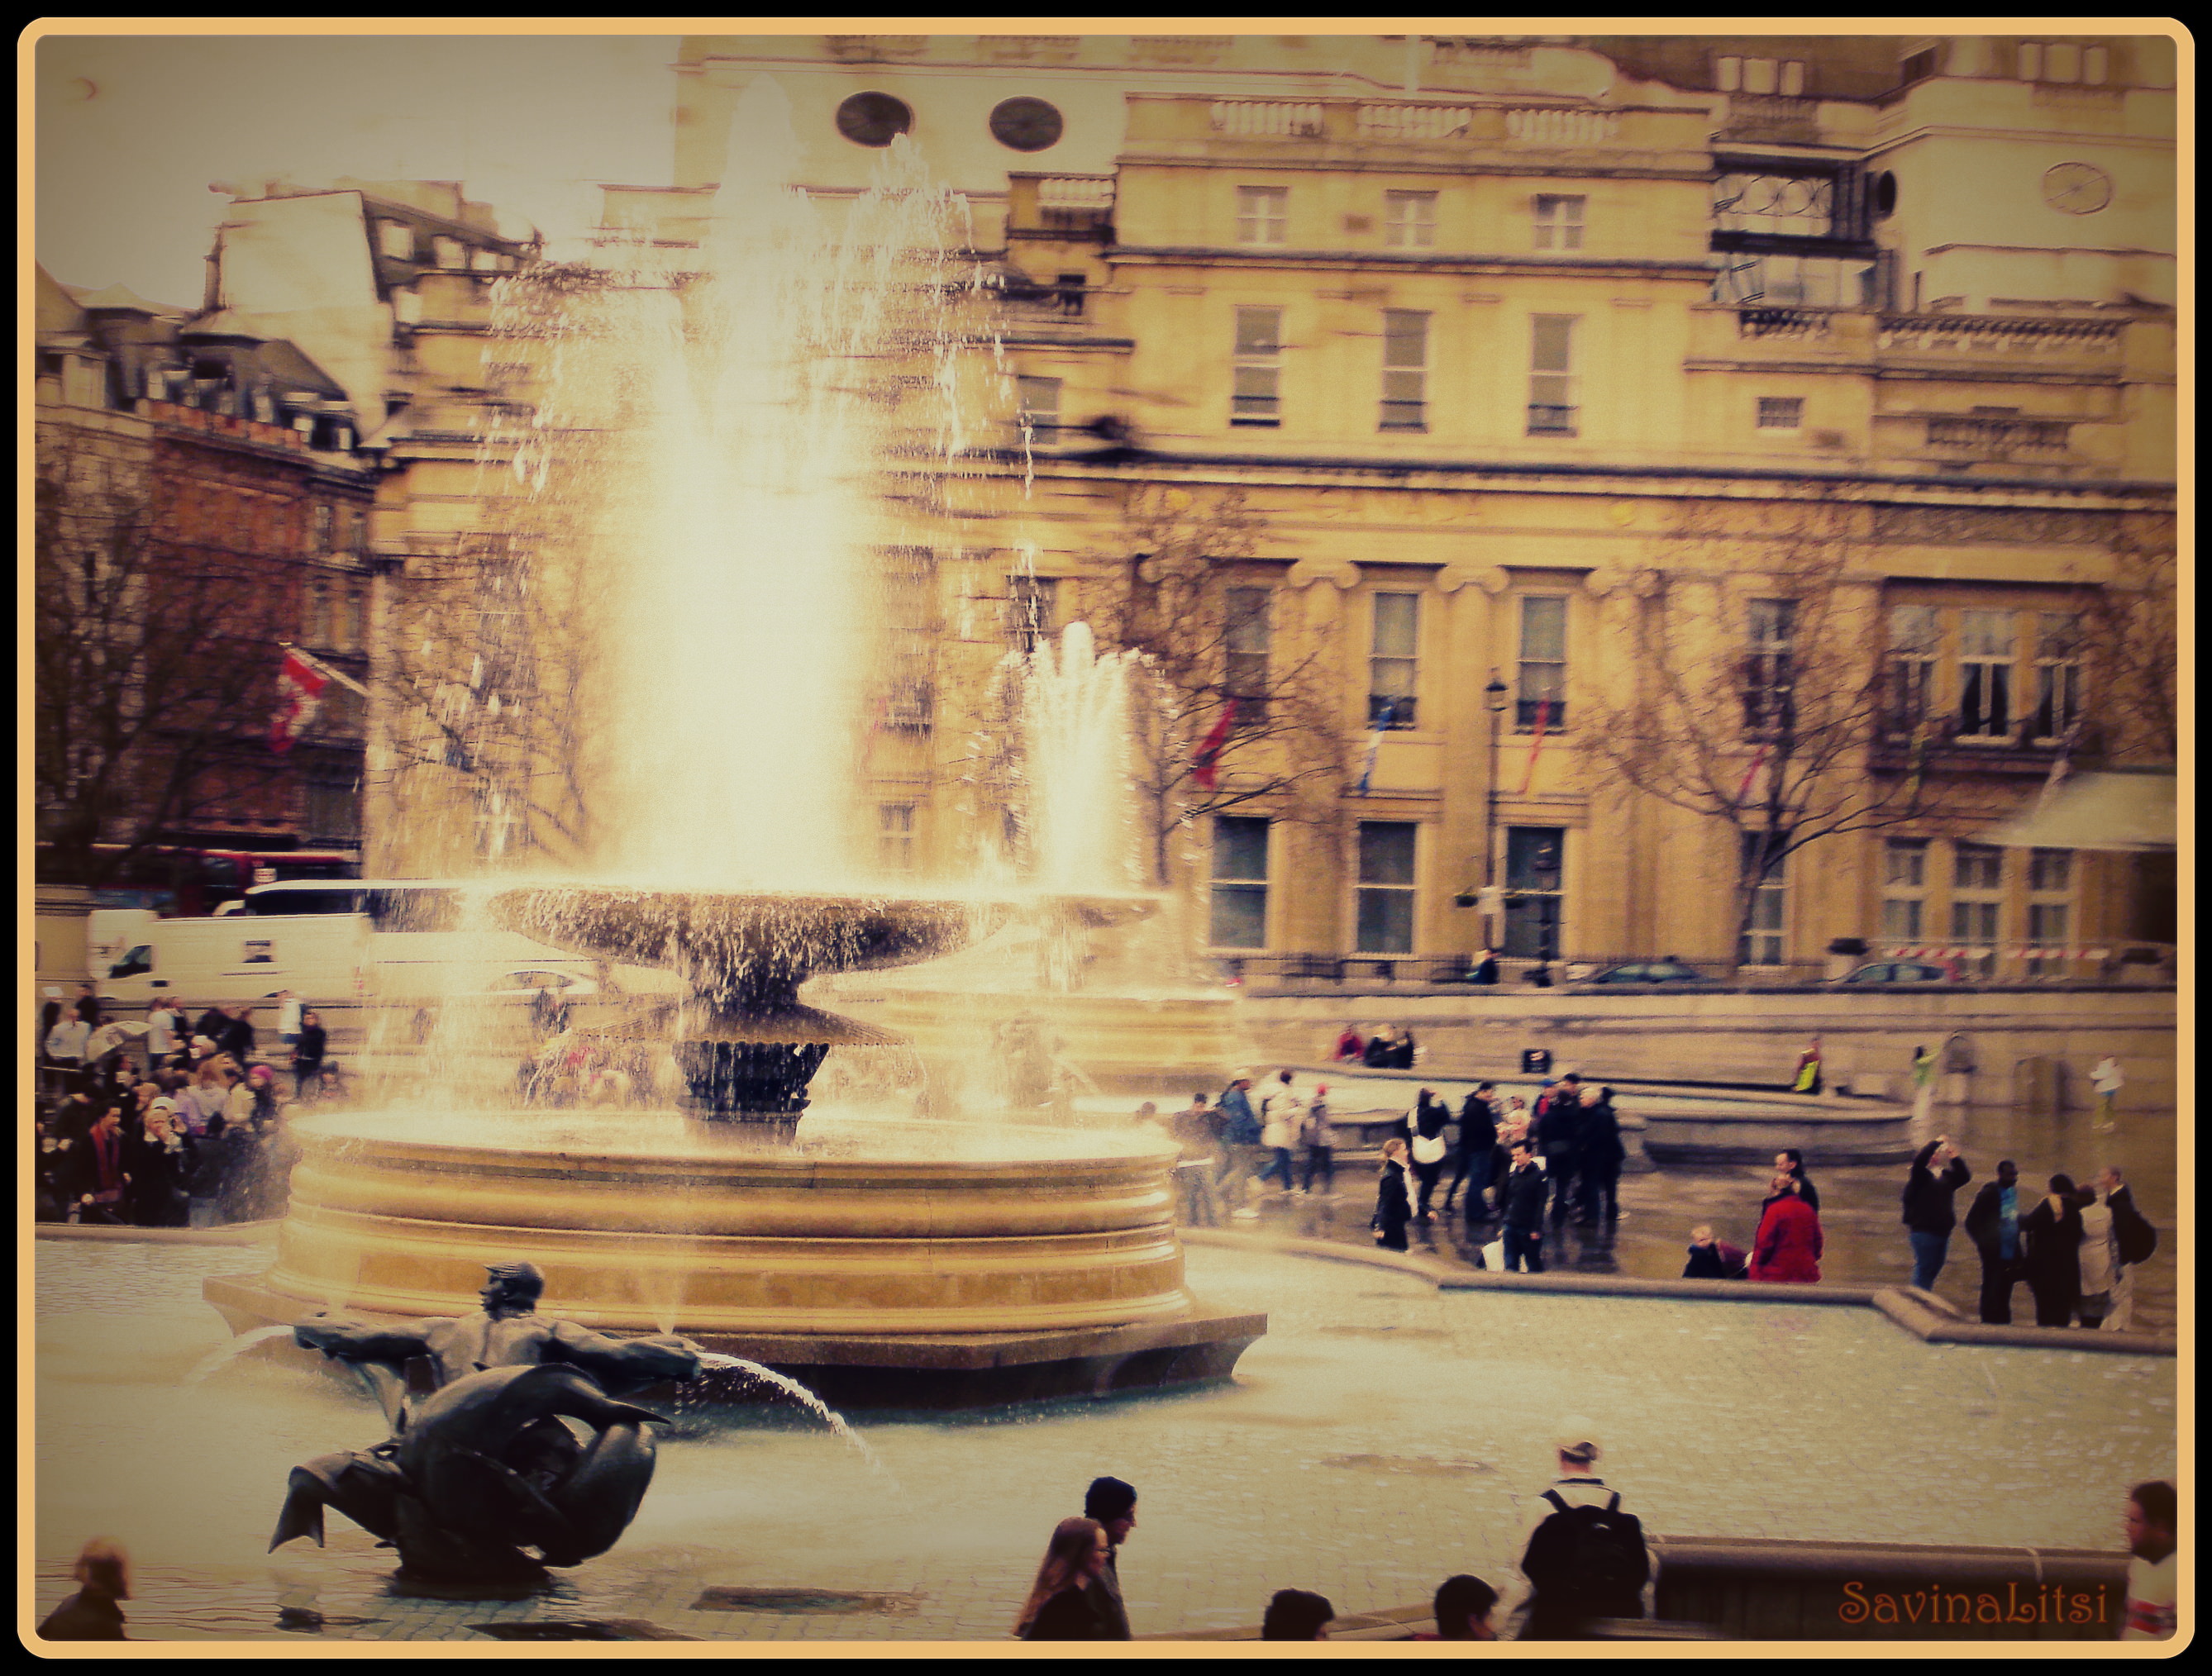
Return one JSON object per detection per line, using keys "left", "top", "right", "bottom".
{"left": 95, "top": 912, "right": 372, "bottom": 1010}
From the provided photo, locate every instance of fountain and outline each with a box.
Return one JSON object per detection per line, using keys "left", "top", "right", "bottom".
{"left": 202, "top": 78, "right": 1264, "bottom": 1411}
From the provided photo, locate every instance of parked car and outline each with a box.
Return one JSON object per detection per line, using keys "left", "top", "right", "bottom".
{"left": 1833, "top": 959, "right": 1960, "bottom": 987}
{"left": 1568, "top": 959, "right": 1716, "bottom": 986}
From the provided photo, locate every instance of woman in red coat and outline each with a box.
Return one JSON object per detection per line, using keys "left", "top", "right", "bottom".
{"left": 1750, "top": 1172, "right": 1823, "bottom": 1283}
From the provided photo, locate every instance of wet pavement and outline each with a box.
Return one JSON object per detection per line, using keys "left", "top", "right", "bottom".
{"left": 34, "top": 1236, "right": 2174, "bottom": 1643}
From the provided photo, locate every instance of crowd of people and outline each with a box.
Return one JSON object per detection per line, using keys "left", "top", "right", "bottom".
{"left": 999, "top": 1463, "right": 2179, "bottom": 1643}
{"left": 1015, "top": 1442, "right": 1643, "bottom": 1642}
{"left": 33, "top": 985, "right": 314, "bottom": 1227}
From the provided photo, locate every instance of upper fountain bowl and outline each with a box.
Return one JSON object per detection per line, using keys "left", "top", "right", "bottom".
{"left": 484, "top": 883, "right": 1157, "bottom": 1008}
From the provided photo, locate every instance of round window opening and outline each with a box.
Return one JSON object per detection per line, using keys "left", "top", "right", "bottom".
{"left": 989, "top": 97, "right": 1064, "bottom": 153}
{"left": 1873, "top": 170, "right": 1898, "bottom": 218}
{"left": 836, "top": 92, "right": 913, "bottom": 148}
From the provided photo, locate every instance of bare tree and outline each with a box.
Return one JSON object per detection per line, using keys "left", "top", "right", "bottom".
{"left": 1081, "top": 485, "right": 1348, "bottom": 887}
{"left": 1579, "top": 497, "right": 1962, "bottom": 970}
{"left": 34, "top": 433, "right": 301, "bottom": 888}
{"left": 2080, "top": 510, "right": 2177, "bottom": 764}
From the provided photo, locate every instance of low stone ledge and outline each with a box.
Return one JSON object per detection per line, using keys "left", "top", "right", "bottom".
{"left": 35, "top": 1221, "right": 276, "bottom": 1245}
{"left": 1177, "top": 1227, "right": 2173, "bottom": 1354}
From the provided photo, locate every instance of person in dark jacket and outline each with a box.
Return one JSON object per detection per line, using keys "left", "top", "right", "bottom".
{"left": 1962, "top": 1159, "right": 2026, "bottom": 1324}
{"left": 1901, "top": 1136, "right": 1971, "bottom": 1291}
{"left": 1016, "top": 1518, "right": 1118, "bottom": 1640}
{"left": 1768, "top": 1149, "right": 1820, "bottom": 1214}
{"left": 1372, "top": 1137, "right": 1413, "bottom": 1251}
{"left": 1080, "top": 1476, "right": 1137, "bottom": 1640}
{"left": 1535, "top": 1080, "right": 1583, "bottom": 1227}
{"left": 1362, "top": 1026, "right": 1395, "bottom": 1069}
{"left": 67, "top": 1106, "right": 131, "bottom": 1223}
{"left": 1498, "top": 1143, "right": 1548, "bottom": 1272}
{"left": 291, "top": 1010, "right": 328, "bottom": 1099}
{"left": 220, "top": 1006, "right": 257, "bottom": 1066}
{"left": 1392, "top": 1029, "right": 1418, "bottom": 1069}
{"left": 37, "top": 1538, "right": 129, "bottom": 1640}
{"left": 1445, "top": 1083, "right": 1501, "bottom": 1221}
{"left": 2020, "top": 1173, "right": 2085, "bottom": 1327}
{"left": 1683, "top": 1225, "right": 1747, "bottom": 1279}
{"left": 1574, "top": 1085, "right": 1624, "bottom": 1226}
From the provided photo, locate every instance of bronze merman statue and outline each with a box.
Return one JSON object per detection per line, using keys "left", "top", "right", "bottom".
{"left": 271, "top": 1260, "right": 703, "bottom": 1583}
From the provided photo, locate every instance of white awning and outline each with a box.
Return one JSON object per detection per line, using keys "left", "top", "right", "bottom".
{"left": 1982, "top": 771, "right": 2176, "bottom": 854}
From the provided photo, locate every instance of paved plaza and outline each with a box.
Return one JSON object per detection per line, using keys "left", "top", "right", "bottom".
{"left": 35, "top": 1236, "right": 2173, "bottom": 1643}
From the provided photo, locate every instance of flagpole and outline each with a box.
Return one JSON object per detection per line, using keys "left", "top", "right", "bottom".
{"left": 279, "top": 641, "right": 370, "bottom": 699}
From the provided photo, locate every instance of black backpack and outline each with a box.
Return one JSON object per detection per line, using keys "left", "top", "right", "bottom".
{"left": 1522, "top": 1489, "right": 1648, "bottom": 1629}
{"left": 2112, "top": 1197, "right": 2159, "bottom": 1268}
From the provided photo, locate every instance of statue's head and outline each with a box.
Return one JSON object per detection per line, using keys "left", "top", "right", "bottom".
{"left": 479, "top": 1260, "right": 546, "bottom": 1316}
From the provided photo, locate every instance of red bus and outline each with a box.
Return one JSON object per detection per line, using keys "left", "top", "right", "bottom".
{"left": 36, "top": 842, "right": 360, "bottom": 917}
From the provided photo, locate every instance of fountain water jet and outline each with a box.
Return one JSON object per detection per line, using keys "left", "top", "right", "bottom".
{"left": 203, "top": 79, "right": 1264, "bottom": 1411}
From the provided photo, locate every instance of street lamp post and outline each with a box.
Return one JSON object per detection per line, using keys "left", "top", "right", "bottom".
{"left": 1483, "top": 671, "right": 1509, "bottom": 950}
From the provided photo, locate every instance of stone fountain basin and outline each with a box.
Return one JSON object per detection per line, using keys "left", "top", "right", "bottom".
{"left": 203, "top": 1105, "right": 1262, "bottom": 1408}
{"left": 482, "top": 885, "right": 1162, "bottom": 993}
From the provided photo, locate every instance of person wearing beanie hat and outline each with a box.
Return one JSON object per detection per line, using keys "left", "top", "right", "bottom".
{"left": 1503, "top": 1417, "right": 1652, "bottom": 1640}
{"left": 1079, "top": 1477, "right": 1137, "bottom": 1639}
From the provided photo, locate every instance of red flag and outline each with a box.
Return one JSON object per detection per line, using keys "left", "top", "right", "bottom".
{"left": 1192, "top": 699, "right": 1239, "bottom": 790}
{"left": 271, "top": 648, "right": 329, "bottom": 753}
{"left": 1733, "top": 745, "right": 1773, "bottom": 809}
{"left": 1518, "top": 699, "right": 1552, "bottom": 794}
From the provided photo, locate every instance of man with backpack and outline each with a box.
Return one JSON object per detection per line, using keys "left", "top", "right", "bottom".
{"left": 1508, "top": 1420, "right": 1652, "bottom": 1639}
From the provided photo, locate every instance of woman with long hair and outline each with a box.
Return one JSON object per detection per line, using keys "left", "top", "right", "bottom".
{"left": 1015, "top": 1517, "right": 1116, "bottom": 1640}
{"left": 1372, "top": 1136, "right": 1413, "bottom": 1251}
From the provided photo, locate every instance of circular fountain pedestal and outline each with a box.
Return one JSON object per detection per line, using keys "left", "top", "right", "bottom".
{"left": 204, "top": 1108, "right": 1265, "bottom": 1409}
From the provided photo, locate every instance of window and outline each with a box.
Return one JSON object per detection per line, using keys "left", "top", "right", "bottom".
{"left": 1223, "top": 587, "right": 1270, "bottom": 713}
{"left": 1503, "top": 827, "right": 1564, "bottom": 959}
{"left": 1742, "top": 56, "right": 1776, "bottom": 94}
{"left": 1383, "top": 190, "right": 1437, "bottom": 249}
{"left": 1881, "top": 839, "right": 1928, "bottom": 941}
{"left": 836, "top": 91, "right": 913, "bottom": 147}
{"left": 1015, "top": 375, "right": 1061, "bottom": 434}
{"left": 1742, "top": 598, "right": 1795, "bottom": 737}
{"left": 2026, "top": 848, "right": 2072, "bottom": 977}
{"left": 1714, "top": 172, "right": 1837, "bottom": 238}
{"left": 1209, "top": 816, "right": 1270, "bottom": 948}
{"left": 989, "top": 96, "right": 1064, "bottom": 152}
{"left": 1356, "top": 821, "right": 1418, "bottom": 954}
{"left": 1957, "top": 609, "right": 2015, "bottom": 740}
{"left": 1740, "top": 832, "right": 1788, "bottom": 965}
{"left": 2031, "top": 612, "right": 2081, "bottom": 742}
{"left": 1006, "top": 574, "right": 1057, "bottom": 653}
{"left": 1887, "top": 605, "right": 1940, "bottom": 733}
{"left": 1380, "top": 310, "right": 1429, "bottom": 431}
{"left": 1528, "top": 315, "right": 1576, "bottom": 436}
{"left": 1951, "top": 842, "right": 2005, "bottom": 976}
{"left": 1515, "top": 595, "right": 1567, "bottom": 731}
{"left": 378, "top": 220, "right": 414, "bottom": 259}
{"left": 1533, "top": 195, "right": 1585, "bottom": 252}
{"left": 1368, "top": 593, "right": 1419, "bottom": 727}
{"left": 878, "top": 804, "right": 916, "bottom": 872}
{"left": 1757, "top": 397, "right": 1804, "bottom": 431}
{"left": 305, "top": 775, "right": 362, "bottom": 844}
{"left": 1235, "top": 185, "right": 1288, "bottom": 245}
{"left": 884, "top": 547, "right": 937, "bottom": 726}
{"left": 1231, "top": 307, "right": 1283, "bottom": 426}
{"left": 2028, "top": 847, "right": 2071, "bottom": 893}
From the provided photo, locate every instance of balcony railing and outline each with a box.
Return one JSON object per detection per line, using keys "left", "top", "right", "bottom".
{"left": 1209, "top": 99, "right": 1323, "bottom": 138}
{"left": 1355, "top": 102, "right": 1473, "bottom": 140}
{"left": 1737, "top": 306, "right": 1837, "bottom": 340}
{"left": 1877, "top": 312, "right": 2125, "bottom": 358}
{"left": 1924, "top": 415, "right": 2071, "bottom": 455}
{"left": 1504, "top": 107, "right": 1620, "bottom": 145}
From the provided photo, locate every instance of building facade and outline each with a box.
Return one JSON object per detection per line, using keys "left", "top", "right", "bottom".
{"left": 669, "top": 31, "right": 2177, "bottom": 978}
{"left": 34, "top": 264, "right": 380, "bottom": 895}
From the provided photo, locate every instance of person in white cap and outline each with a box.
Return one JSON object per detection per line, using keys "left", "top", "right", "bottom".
{"left": 1504, "top": 1418, "right": 1652, "bottom": 1640}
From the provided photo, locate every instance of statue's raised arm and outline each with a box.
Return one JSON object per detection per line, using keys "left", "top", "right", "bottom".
{"left": 546, "top": 1319, "right": 703, "bottom": 1388}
